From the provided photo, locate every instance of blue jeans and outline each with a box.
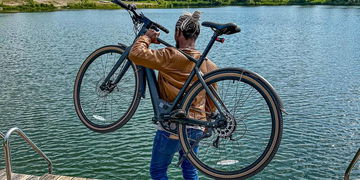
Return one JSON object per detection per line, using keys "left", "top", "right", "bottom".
{"left": 150, "top": 129, "right": 203, "bottom": 180}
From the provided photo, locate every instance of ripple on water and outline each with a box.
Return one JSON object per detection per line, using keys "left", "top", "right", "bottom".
{"left": 1, "top": 6, "right": 360, "bottom": 180}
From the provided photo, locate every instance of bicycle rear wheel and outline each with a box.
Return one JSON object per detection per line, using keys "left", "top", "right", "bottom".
{"left": 178, "top": 68, "right": 283, "bottom": 179}
{"left": 74, "top": 45, "right": 141, "bottom": 133}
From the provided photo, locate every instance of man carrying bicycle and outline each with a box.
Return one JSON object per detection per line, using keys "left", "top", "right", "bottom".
{"left": 129, "top": 11, "right": 217, "bottom": 180}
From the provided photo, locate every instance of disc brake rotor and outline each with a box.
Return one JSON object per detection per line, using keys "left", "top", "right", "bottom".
{"left": 215, "top": 115, "right": 237, "bottom": 138}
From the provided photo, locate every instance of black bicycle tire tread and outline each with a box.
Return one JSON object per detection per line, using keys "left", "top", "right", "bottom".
{"left": 73, "top": 45, "right": 142, "bottom": 133}
{"left": 178, "top": 68, "right": 283, "bottom": 179}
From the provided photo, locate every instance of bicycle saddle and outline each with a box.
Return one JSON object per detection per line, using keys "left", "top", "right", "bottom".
{"left": 201, "top": 21, "right": 241, "bottom": 35}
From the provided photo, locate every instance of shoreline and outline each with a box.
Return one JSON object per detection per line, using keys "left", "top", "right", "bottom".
{"left": 0, "top": 1, "right": 360, "bottom": 13}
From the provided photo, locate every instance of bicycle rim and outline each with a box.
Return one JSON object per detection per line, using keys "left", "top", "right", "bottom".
{"left": 74, "top": 45, "right": 141, "bottom": 133}
{"left": 178, "top": 69, "right": 282, "bottom": 179}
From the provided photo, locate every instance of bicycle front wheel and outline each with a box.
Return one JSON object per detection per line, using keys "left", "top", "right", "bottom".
{"left": 74, "top": 45, "right": 141, "bottom": 133}
{"left": 178, "top": 68, "right": 283, "bottom": 179}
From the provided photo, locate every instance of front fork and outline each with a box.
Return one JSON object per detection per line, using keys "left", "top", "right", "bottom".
{"left": 99, "top": 45, "right": 133, "bottom": 91}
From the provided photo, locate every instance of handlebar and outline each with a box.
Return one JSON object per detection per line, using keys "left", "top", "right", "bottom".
{"left": 111, "top": 0, "right": 130, "bottom": 10}
{"left": 111, "top": 0, "right": 169, "bottom": 34}
{"left": 152, "top": 22, "right": 169, "bottom": 34}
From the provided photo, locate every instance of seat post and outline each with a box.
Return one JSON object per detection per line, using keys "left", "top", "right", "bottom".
{"left": 196, "top": 32, "right": 219, "bottom": 67}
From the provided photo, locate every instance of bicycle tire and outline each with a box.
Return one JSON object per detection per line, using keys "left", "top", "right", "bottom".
{"left": 74, "top": 45, "right": 141, "bottom": 133}
{"left": 178, "top": 68, "right": 283, "bottom": 179}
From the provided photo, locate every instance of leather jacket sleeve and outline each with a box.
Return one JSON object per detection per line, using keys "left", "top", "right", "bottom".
{"left": 128, "top": 35, "right": 185, "bottom": 72}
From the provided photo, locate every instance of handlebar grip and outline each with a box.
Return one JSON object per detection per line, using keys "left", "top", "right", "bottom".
{"left": 153, "top": 22, "right": 169, "bottom": 34}
{"left": 111, "top": 0, "right": 130, "bottom": 9}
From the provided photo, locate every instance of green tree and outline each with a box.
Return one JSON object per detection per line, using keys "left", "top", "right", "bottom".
{"left": 288, "top": 0, "right": 306, "bottom": 3}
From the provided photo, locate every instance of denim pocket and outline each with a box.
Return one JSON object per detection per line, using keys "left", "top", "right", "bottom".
{"left": 158, "top": 133, "right": 180, "bottom": 155}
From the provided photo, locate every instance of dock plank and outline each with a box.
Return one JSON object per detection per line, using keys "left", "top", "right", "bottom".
{"left": 55, "top": 176, "right": 73, "bottom": 180}
{"left": 0, "top": 169, "right": 5, "bottom": 180}
{"left": 0, "top": 170, "right": 96, "bottom": 180}
{"left": 19, "top": 174, "right": 32, "bottom": 180}
{"left": 56, "top": 176, "right": 73, "bottom": 180}
{"left": 0, "top": 171, "right": 39, "bottom": 180}
{"left": 40, "top": 174, "right": 60, "bottom": 180}
{"left": 0, "top": 169, "right": 5, "bottom": 178}
{"left": 12, "top": 173, "right": 31, "bottom": 180}
{"left": 26, "top": 175, "right": 41, "bottom": 180}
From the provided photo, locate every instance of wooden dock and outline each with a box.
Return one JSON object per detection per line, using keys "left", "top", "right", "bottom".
{"left": 0, "top": 169, "right": 96, "bottom": 180}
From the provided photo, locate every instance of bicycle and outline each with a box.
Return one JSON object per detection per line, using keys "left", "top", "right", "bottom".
{"left": 73, "top": 0, "right": 286, "bottom": 179}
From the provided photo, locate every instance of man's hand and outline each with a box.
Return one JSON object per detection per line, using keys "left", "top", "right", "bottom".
{"left": 145, "top": 29, "right": 160, "bottom": 44}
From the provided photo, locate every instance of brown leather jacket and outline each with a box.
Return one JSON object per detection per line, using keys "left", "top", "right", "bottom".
{"left": 128, "top": 35, "right": 217, "bottom": 121}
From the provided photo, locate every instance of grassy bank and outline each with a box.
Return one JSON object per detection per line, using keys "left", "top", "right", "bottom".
{"left": 66, "top": 0, "right": 216, "bottom": 9}
{"left": 0, "top": 0, "right": 359, "bottom": 13}
{"left": 0, "top": 0, "right": 57, "bottom": 12}
{"left": 1, "top": 3, "right": 56, "bottom": 12}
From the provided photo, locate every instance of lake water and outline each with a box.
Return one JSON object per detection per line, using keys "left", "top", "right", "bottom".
{"left": 0, "top": 5, "right": 359, "bottom": 179}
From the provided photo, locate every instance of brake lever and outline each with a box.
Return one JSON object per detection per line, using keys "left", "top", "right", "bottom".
{"left": 149, "top": 25, "right": 160, "bottom": 32}
{"left": 128, "top": 3, "right": 137, "bottom": 10}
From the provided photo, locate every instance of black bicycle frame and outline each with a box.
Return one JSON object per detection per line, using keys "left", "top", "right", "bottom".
{"left": 100, "top": 13, "right": 227, "bottom": 127}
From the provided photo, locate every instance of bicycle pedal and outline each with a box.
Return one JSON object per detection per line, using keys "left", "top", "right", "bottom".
{"left": 170, "top": 109, "right": 186, "bottom": 119}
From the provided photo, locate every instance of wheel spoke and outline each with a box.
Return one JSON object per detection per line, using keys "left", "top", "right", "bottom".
{"left": 179, "top": 71, "right": 282, "bottom": 179}
{"left": 75, "top": 47, "right": 140, "bottom": 132}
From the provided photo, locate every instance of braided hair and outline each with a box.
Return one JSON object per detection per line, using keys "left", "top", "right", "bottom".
{"left": 175, "top": 11, "right": 201, "bottom": 40}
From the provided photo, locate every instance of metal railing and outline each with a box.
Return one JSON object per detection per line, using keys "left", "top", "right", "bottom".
{"left": 2, "top": 127, "right": 53, "bottom": 180}
{"left": 344, "top": 148, "right": 360, "bottom": 180}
